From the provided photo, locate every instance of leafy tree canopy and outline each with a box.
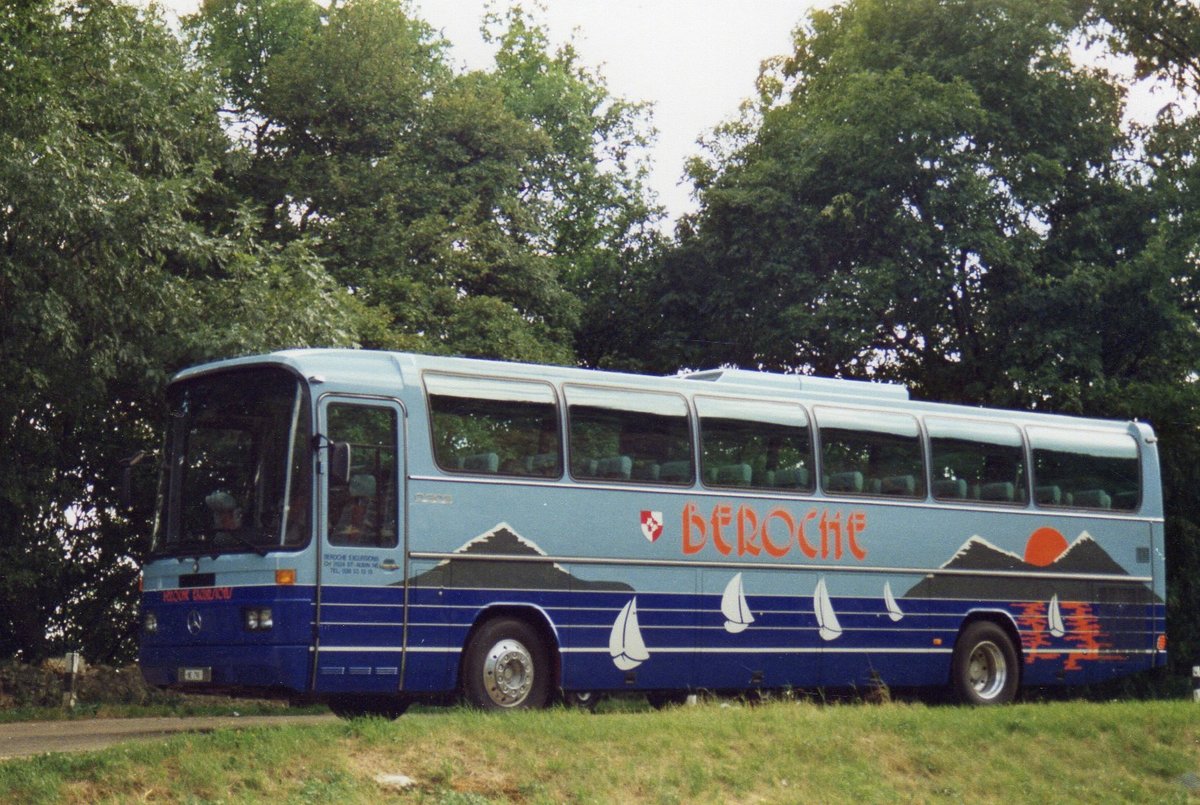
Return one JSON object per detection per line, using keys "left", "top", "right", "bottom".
{"left": 657, "top": 0, "right": 1200, "bottom": 669}
{"left": 0, "top": 0, "right": 367, "bottom": 662}
{"left": 663, "top": 0, "right": 1166, "bottom": 404}
{"left": 188, "top": 0, "right": 660, "bottom": 365}
{"left": 1, "top": 0, "right": 662, "bottom": 662}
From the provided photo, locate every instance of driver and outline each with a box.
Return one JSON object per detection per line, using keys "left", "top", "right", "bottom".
{"left": 205, "top": 490, "right": 243, "bottom": 531}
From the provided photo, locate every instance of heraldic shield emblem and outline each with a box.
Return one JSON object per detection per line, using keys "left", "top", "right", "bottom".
{"left": 640, "top": 510, "right": 663, "bottom": 542}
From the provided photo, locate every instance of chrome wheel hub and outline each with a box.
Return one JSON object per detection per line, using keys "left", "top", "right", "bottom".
{"left": 967, "top": 640, "right": 1007, "bottom": 700}
{"left": 483, "top": 638, "right": 534, "bottom": 707}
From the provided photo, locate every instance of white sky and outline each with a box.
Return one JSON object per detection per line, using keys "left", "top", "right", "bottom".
{"left": 150, "top": 0, "right": 1174, "bottom": 227}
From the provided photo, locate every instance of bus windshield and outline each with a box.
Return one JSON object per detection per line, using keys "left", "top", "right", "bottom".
{"left": 153, "top": 367, "right": 311, "bottom": 556}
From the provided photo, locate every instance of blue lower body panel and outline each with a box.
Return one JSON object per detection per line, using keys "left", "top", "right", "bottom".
{"left": 140, "top": 579, "right": 1164, "bottom": 697}
{"left": 395, "top": 583, "right": 1162, "bottom": 695}
{"left": 140, "top": 644, "right": 310, "bottom": 692}
{"left": 139, "top": 585, "right": 315, "bottom": 694}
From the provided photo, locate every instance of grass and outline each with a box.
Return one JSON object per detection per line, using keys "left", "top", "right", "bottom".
{"left": 2, "top": 696, "right": 1199, "bottom": 803}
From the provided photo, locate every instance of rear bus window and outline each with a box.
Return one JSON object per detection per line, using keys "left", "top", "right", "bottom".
{"left": 927, "top": 417, "right": 1027, "bottom": 505}
{"left": 567, "top": 386, "right": 693, "bottom": 485}
{"left": 426, "top": 374, "right": 561, "bottom": 478}
{"left": 817, "top": 408, "right": 925, "bottom": 498}
{"left": 698, "top": 397, "right": 814, "bottom": 491}
{"left": 1028, "top": 427, "right": 1139, "bottom": 512}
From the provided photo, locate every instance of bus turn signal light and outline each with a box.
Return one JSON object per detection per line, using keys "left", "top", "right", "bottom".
{"left": 276, "top": 569, "right": 296, "bottom": 585}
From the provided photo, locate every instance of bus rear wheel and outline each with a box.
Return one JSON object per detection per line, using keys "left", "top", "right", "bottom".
{"left": 462, "top": 617, "right": 551, "bottom": 710}
{"left": 952, "top": 621, "right": 1019, "bottom": 705}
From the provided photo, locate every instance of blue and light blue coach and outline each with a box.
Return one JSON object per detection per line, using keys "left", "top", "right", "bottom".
{"left": 139, "top": 349, "right": 1167, "bottom": 713}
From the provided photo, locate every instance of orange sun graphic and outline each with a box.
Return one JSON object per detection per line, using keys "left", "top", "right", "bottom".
{"left": 1024, "top": 527, "right": 1069, "bottom": 567}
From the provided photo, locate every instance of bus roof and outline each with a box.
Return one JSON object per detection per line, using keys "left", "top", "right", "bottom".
{"left": 170, "top": 348, "right": 1152, "bottom": 439}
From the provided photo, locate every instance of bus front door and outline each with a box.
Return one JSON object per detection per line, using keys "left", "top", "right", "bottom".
{"left": 313, "top": 397, "right": 406, "bottom": 694}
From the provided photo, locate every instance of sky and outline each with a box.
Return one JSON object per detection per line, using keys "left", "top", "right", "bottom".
{"left": 152, "top": 0, "right": 828, "bottom": 224}
{"left": 151, "top": 0, "right": 1172, "bottom": 227}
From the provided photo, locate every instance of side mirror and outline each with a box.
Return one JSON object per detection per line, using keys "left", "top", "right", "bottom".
{"left": 330, "top": 442, "right": 352, "bottom": 486}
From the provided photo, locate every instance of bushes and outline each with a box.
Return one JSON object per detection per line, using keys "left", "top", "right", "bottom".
{"left": 0, "top": 661, "right": 179, "bottom": 709}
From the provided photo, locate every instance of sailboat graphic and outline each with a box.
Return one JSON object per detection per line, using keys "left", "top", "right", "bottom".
{"left": 721, "top": 573, "right": 755, "bottom": 634}
{"left": 883, "top": 582, "right": 904, "bottom": 622}
{"left": 609, "top": 597, "right": 651, "bottom": 670}
{"left": 814, "top": 578, "right": 842, "bottom": 641}
{"left": 1047, "top": 594, "right": 1065, "bottom": 638}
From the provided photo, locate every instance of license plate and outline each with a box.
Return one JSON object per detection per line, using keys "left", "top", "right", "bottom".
{"left": 180, "top": 666, "right": 212, "bottom": 683}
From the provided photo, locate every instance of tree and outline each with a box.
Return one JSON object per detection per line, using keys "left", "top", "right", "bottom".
{"left": 188, "top": 0, "right": 662, "bottom": 366}
{"left": 659, "top": 0, "right": 1200, "bottom": 674}
{"left": 189, "top": 0, "right": 556, "bottom": 361}
{"left": 0, "top": 1, "right": 366, "bottom": 662}
{"left": 1091, "top": 0, "right": 1200, "bottom": 95}
{"left": 662, "top": 0, "right": 1147, "bottom": 401}
{"left": 1086, "top": 0, "right": 1200, "bottom": 672}
{"left": 0, "top": 0, "right": 665, "bottom": 663}
{"left": 482, "top": 7, "right": 666, "bottom": 369}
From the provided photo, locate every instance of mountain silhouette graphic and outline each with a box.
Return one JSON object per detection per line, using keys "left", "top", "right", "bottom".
{"left": 404, "top": 523, "right": 634, "bottom": 592}
{"left": 1051, "top": 536, "right": 1130, "bottom": 576}
{"left": 903, "top": 534, "right": 1159, "bottom": 604}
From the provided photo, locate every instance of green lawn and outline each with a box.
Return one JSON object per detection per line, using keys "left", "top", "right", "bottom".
{"left": 2, "top": 698, "right": 1198, "bottom": 803}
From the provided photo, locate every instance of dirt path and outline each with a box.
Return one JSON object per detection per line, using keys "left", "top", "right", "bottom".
{"left": 0, "top": 714, "right": 336, "bottom": 760}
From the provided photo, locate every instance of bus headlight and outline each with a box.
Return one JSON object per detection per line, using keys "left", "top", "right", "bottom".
{"left": 144, "top": 611, "right": 158, "bottom": 634}
{"left": 243, "top": 607, "right": 273, "bottom": 631}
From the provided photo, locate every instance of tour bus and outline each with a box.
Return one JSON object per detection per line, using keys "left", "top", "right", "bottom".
{"left": 138, "top": 349, "right": 1166, "bottom": 714}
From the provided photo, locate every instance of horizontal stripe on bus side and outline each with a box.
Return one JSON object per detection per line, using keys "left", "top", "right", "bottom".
{"left": 324, "top": 582, "right": 1164, "bottom": 609}
{"left": 406, "top": 550, "right": 1153, "bottom": 584}
{"left": 317, "top": 644, "right": 1158, "bottom": 657}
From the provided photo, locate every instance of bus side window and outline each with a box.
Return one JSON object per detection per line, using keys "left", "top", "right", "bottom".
{"left": 816, "top": 408, "right": 924, "bottom": 499}
{"left": 567, "top": 386, "right": 693, "bottom": 486}
{"left": 697, "top": 397, "right": 814, "bottom": 493}
{"left": 425, "top": 374, "right": 562, "bottom": 480}
{"left": 326, "top": 404, "right": 398, "bottom": 548}
{"left": 926, "top": 418, "right": 1026, "bottom": 505}
{"left": 1028, "top": 427, "right": 1139, "bottom": 512}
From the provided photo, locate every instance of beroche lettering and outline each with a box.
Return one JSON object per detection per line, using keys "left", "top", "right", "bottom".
{"left": 681, "top": 502, "right": 867, "bottom": 560}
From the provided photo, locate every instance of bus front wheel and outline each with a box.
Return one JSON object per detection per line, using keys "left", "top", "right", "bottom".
{"left": 951, "top": 621, "right": 1019, "bottom": 705}
{"left": 462, "top": 617, "right": 551, "bottom": 710}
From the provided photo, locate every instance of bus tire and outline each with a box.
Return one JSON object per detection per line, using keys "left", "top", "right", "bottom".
{"left": 462, "top": 617, "right": 551, "bottom": 710}
{"left": 952, "top": 620, "right": 1019, "bottom": 705}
